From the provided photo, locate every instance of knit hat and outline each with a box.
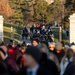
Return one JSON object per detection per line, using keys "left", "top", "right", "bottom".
{"left": 55, "top": 42, "right": 62, "bottom": 50}
{"left": 25, "top": 46, "right": 41, "bottom": 63}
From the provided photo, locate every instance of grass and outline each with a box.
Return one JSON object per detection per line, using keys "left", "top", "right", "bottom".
{"left": 4, "top": 23, "right": 23, "bottom": 43}
{"left": 53, "top": 30, "right": 69, "bottom": 42}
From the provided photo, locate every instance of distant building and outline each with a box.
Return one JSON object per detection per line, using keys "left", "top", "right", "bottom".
{"left": 45, "top": 0, "right": 54, "bottom": 4}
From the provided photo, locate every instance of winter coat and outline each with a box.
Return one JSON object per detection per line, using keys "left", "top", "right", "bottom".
{"left": 49, "top": 52, "right": 60, "bottom": 71}
{"left": 55, "top": 50, "right": 65, "bottom": 63}
{"left": 40, "top": 53, "right": 59, "bottom": 75}
{"left": 60, "top": 58, "right": 69, "bottom": 75}
{"left": 64, "top": 62, "right": 75, "bottom": 75}
{"left": 16, "top": 50, "right": 25, "bottom": 69}
{"left": 8, "top": 47, "right": 19, "bottom": 61}
{"left": 5, "top": 58, "right": 19, "bottom": 75}
{"left": 18, "top": 65, "right": 52, "bottom": 75}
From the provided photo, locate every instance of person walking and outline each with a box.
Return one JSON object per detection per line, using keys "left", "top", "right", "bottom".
{"left": 18, "top": 46, "right": 52, "bottom": 75}
{"left": 32, "top": 38, "right": 40, "bottom": 48}
{"left": 63, "top": 53, "right": 75, "bottom": 75}
{"left": 60, "top": 49, "right": 74, "bottom": 75}
{"left": 8, "top": 41, "right": 19, "bottom": 61}
{"left": 54, "top": 42, "right": 65, "bottom": 63}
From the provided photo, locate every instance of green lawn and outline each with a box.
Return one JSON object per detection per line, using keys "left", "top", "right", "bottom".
{"left": 4, "top": 23, "right": 23, "bottom": 43}
{"left": 53, "top": 30, "right": 69, "bottom": 42}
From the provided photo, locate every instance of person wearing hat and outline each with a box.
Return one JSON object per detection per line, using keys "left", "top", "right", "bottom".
{"left": 18, "top": 46, "right": 52, "bottom": 75}
{"left": 55, "top": 42, "right": 65, "bottom": 63}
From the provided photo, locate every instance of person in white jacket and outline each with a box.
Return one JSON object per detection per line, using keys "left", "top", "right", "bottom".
{"left": 60, "top": 48, "right": 74, "bottom": 75}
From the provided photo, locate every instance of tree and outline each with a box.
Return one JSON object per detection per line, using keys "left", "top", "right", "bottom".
{"left": 9, "top": 0, "right": 30, "bottom": 25}
{"left": 48, "top": 0, "right": 65, "bottom": 26}
{"left": 33, "top": 0, "right": 53, "bottom": 23}
{"left": 0, "top": 0, "right": 12, "bottom": 18}
{"left": 64, "top": 0, "right": 75, "bottom": 28}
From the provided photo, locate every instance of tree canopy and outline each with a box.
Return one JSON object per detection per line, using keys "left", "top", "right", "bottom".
{"left": 0, "top": 0, "right": 12, "bottom": 18}
{"left": 9, "top": 0, "right": 30, "bottom": 25}
{"left": 33, "top": 0, "right": 53, "bottom": 23}
{"left": 0, "top": 0, "right": 75, "bottom": 27}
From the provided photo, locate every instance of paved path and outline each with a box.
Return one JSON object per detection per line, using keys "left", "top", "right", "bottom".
{"left": 22, "top": 37, "right": 31, "bottom": 45}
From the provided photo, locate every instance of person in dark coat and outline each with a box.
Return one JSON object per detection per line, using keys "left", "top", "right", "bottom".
{"left": 0, "top": 62, "right": 10, "bottom": 75}
{"left": 48, "top": 43, "right": 60, "bottom": 70}
{"left": 30, "top": 25, "right": 34, "bottom": 33}
{"left": 39, "top": 44, "right": 59, "bottom": 75}
{"left": 18, "top": 46, "right": 52, "bottom": 75}
{"left": 22, "top": 27, "right": 28, "bottom": 40}
{"left": 40, "top": 53, "right": 59, "bottom": 75}
{"left": 64, "top": 62, "right": 75, "bottom": 75}
{"left": 16, "top": 46, "right": 26, "bottom": 69}
{"left": 54, "top": 42, "right": 65, "bottom": 63}
{"left": 32, "top": 38, "right": 40, "bottom": 47}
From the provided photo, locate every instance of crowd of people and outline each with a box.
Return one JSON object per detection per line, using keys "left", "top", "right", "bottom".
{"left": 22, "top": 24, "right": 54, "bottom": 42}
{"left": 0, "top": 38, "right": 75, "bottom": 75}
{"left": 0, "top": 24, "right": 75, "bottom": 75}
